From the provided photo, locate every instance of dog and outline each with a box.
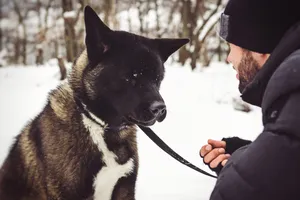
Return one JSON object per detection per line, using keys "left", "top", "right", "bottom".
{"left": 0, "top": 6, "right": 189, "bottom": 200}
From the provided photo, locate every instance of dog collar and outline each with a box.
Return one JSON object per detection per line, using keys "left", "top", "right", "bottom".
{"left": 74, "top": 97, "right": 106, "bottom": 127}
{"left": 74, "top": 97, "right": 129, "bottom": 131}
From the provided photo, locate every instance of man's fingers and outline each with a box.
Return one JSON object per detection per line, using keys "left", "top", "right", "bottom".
{"left": 221, "top": 159, "right": 228, "bottom": 166}
{"left": 200, "top": 144, "right": 212, "bottom": 157}
{"left": 200, "top": 139, "right": 226, "bottom": 158}
{"left": 208, "top": 139, "right": 226, "bottom": 148}
{"left": 209, "top": 154, "right": 230, "bottom": 168}
{"left": 203, "top": 148, "right": 225, "bottom": 164}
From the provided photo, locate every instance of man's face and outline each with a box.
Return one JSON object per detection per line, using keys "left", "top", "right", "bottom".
{"left": 227, "top": 43, "right": 266, "bottom": 93}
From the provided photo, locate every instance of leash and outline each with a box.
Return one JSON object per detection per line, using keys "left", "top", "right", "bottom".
{"left": 138, "top": 125, "right": 217, "bottom": 179}
{"left": 75, "top": 98, "right": 217, "bottom": 178}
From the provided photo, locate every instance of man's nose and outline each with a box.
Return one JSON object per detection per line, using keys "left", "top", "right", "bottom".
{"left": 226, "top": 54, "right": 231, "bottom": 63}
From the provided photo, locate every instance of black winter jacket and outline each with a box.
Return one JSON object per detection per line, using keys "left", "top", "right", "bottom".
{"left": 210, "top": 21, "right": 300, "bottom": 200}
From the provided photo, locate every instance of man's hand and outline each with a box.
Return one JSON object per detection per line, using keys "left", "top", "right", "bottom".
{"left": 200, "top": 139, "right": 230, "bottom": 169}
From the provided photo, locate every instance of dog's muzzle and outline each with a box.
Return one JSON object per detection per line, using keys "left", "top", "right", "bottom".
{"left": 149, "top": 101, "right": 166, "bottom": 122}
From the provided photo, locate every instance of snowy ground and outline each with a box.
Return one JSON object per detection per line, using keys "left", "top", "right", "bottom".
{"left": 0, "top": 62, "right": 263, "bottom": 199}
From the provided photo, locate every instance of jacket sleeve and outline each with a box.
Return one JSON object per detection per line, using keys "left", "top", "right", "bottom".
{"left": 222, "top": 137, "right": 252, "bottom": 154}
{"left": 209, "top": 90, "right": 300, "bottom": 200}
{"left": 207, "top": 137, "right": 252, "bottom": 175}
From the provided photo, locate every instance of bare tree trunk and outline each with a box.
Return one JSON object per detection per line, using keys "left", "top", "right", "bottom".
{"left": 202, "top": 47, "right": 211, "bottom": 67}
{"left": 53, "top": 40, "right": 59, "bottom": 58}
{"left": 14, "top": 32, "right": 21, "bottom": 63}
{"left": 154, "top": 0, "right": 160, "bottom": 37}
{"left": 36, "top": 48, "right": 44, "bottom": 66}
{"left": 57, "top": 57, "right": 67, "bottom": 80}
{"left": 137, "top": 0, "right": 145, "bottom": 34}
{"left": 37, "top": 0, "right": 42, "bottom": 30}
{"left": 103, "top": 0, "right": 117, "bottom": 28}
{"left": 195, "top": 0, "right": 205, "bottom": 19}
{"left": 190, "top": 0, "right": 222, "bottom": 69}
{"left": 191, "top": 42, "right": 200, "bottom": 70}
{"left": 35, "top": 0, "right": 55, "bottom": 65}
{"left": 12, "top": 0, "right": 29, "bottom": 65}
{"left": 77, "top": 0, "right": 89, "bottom": 53}
{"left": 44, "top": 0, "right": 54, "bottom": 33}
{"left": 198, "top": 17, "right": 220, "bottom": 63}
{"left": 103, "top": 0, "right": 110, "bottom": 25}
{"left": 181, "top": 0, "right": 190, "bottom": 38}
{"left": 21, "top": 23, "right": 27, "bottom": 65}
{"left": 178, "top": 0, "right": 191, "bottom": 65}
{"left": 66, "top": 25, "right": 76, "bottom": 62}
{"left": 144, "top": 0, "right": 151, "bottom": 36}
{"left": 62, "top": 0, "right": 77, "bottom": 62}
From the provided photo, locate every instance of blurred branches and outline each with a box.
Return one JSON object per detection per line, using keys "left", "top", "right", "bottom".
{"left": 0, "top": 0, "right": 229, "bottom": 69}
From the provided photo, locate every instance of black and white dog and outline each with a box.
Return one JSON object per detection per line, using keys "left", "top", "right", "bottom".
{"left": 0, "top": 6, "right": 189, "bottom": 200}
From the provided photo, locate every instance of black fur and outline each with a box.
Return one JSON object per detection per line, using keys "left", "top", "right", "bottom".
{"left": 78, "top": 6, "right": 189, "bottom": 128}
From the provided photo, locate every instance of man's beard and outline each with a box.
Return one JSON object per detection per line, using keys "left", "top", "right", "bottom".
{"left": 237, "top": 51, "right": 261, "bottom": 93}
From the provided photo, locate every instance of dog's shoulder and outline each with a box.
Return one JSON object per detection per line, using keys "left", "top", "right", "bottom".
{"left": 48, "top": 81, "right": 76, "bottom": 122}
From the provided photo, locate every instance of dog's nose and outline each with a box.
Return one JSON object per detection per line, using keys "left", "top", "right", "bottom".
{"left": 150, "top": 101, "right": 166, "bottom": 116}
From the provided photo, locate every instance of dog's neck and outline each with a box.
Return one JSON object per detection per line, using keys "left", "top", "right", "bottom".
{"left": 74, "top": 97, "right": 129, "bottom": 132}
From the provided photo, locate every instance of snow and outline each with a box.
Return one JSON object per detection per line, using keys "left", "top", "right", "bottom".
{"left": 63, "top": 10, "right": 77, "bottom": 19}
{"left": 0, "top": 62, "right": 263, "bottom": 199}
{"left": 0, "top": 18, "right": 18, "bottom": 30}
{"left": 0, "top": 49, "right": 8, "bottom": 66}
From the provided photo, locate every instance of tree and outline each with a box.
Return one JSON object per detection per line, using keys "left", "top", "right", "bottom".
{"left": 35, "top": 0, "right": 55, "bottom": 65}
{"left": 12, "top": 0, "right": 30, "bottom": 65}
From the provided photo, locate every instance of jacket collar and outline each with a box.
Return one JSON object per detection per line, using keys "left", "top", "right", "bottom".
{"left": 240, "top": 21, "right": 300, "bottom": 107}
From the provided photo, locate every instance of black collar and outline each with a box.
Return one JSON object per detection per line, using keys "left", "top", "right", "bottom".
{"left": 74, "top": 97, "right": 106, "bottom": 127}
{"left": 74, "top": 97, "right": 129, "bottom": 131}
{"left": 241, "top": 21, "right": 300, "bottom": 107}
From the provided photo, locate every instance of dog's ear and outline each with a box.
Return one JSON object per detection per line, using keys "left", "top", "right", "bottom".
{"left": 84, "top": 6, "right": 112, "bottom": 62}
{"left": 154, "top": 38, "right": 190, "bottom": 62}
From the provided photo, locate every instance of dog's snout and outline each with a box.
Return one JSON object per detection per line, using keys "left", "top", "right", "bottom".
{"left": 150, "top": 101, "right": 166, "bottom": 116}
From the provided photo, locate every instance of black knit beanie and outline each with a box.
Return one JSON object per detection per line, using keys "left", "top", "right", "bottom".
{"left": 219, "top": 0, "right": 300, "bottom": 53}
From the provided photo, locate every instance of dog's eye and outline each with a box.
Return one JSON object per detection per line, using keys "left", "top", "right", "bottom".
{"left": 124, "top": 77, "right": 136, "bottom": 87}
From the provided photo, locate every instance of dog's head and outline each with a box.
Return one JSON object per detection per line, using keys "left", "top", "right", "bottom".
{"left": 70, "top": 6, "right": 189, "bottom": 127}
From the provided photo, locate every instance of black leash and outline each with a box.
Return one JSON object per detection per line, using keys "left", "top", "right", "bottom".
{"left": 138, "top": 125, "right": 217, "bottom": 179}
{"left": 75, "top": 98, "right": 216, "bottom": 178}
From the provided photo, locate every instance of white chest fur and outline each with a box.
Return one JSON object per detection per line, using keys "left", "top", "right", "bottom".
{"left": 82, "top": 114, "right": 135, "bottom": 200}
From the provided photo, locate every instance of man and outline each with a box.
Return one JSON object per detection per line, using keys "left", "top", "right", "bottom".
{"left": 199, "top": 0, "right": 300, "bottom": 199}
